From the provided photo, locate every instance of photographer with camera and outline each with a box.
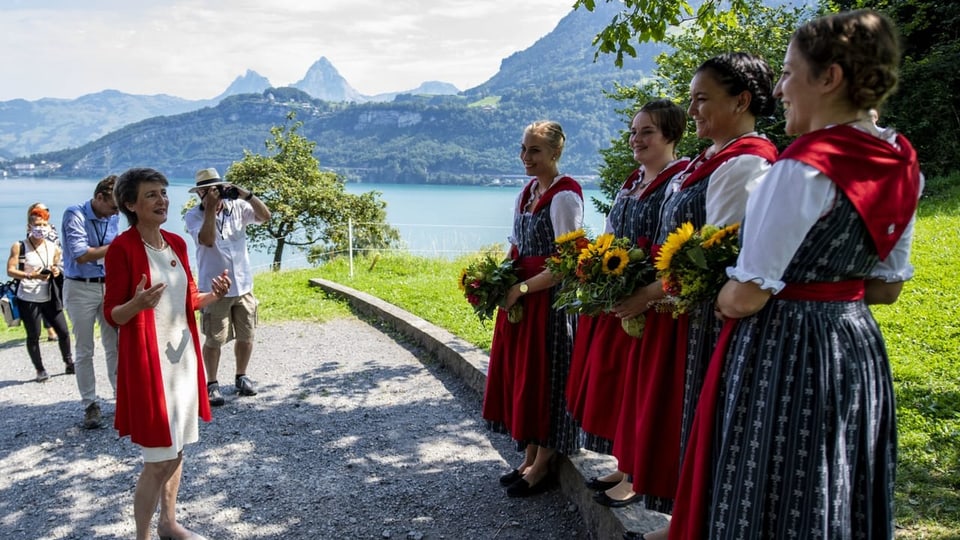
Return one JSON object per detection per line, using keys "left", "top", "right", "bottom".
{"left": 185, "top": 167, "right": 271, "bottom": 407}
{"left": 7, "top": 205, "right": 73, "bottom": 382}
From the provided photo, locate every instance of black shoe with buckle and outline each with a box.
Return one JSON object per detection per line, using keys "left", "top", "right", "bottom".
{"left": 499, "top": 469, "right": 522, "bottom": 487}
{"left": 506, "top": 475, "right": 555, "bottom": 498}
{"left": 594, "top": 490, "right": 642, "bottom": 508}
{"left": 585, "top": 476, "right": 621, "bottom": 491}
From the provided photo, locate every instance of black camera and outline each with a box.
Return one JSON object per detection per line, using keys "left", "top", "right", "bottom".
{"left": 218, "top": 185, "right": 241, "bottom": 200}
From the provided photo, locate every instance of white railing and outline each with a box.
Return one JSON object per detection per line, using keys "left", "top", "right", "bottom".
{"left": 248, "top": 219, "right": 515, "bottom": 275}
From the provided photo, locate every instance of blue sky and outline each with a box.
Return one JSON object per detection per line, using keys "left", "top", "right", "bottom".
{"left": 0, "top": 0, "right": 574, "bottom": 101}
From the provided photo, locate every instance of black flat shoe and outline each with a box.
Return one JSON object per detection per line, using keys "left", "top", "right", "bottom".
{"left": 593, "top": 490, "right": 642, "bottom": 508}
{"left": 585, "top": 476, "right": 621, "bottom": 491}
{"left": 623, "top": 533, "right": 646, "bottom": 540}
{"left": 499, "top": 469, "right": 522, "bottom": 486}
{"left": 506, "top": 476, "right": 554, "bottom": 498}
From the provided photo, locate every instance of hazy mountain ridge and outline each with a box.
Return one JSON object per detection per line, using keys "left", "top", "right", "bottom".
{"left": 213, "top": 69, "right": 272, "bottom": 101}
{"left": 0, "top": 60, "right": 461, "bottom": 158}
{"left": 292, "top": 57, "right": 364, "bottom": 103}
{"left": 6, "top": 3, "right": 658, "bottom": 183}
{"left": 0, "top": 90, "right": 201, "bottom": 157}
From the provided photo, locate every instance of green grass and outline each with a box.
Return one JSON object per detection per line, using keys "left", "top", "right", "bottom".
{"left": 467, "top": 95, "right": 502, "bottom": 108}
{"left": 306, "top": 251, "right": 502, "bottom": 350}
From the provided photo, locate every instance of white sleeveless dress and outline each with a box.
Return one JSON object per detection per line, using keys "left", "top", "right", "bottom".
{"left": 140, "top": 243, "right": 200, "bottom": 462}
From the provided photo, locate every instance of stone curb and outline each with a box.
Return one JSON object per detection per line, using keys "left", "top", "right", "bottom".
{"left": 309, "top": 278, "right": 670, "bottom": 538}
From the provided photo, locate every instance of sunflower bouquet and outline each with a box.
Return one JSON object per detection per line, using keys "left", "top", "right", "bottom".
{"left": 655, "top": 222, "right": 741, "bottom": 316}
{"left": 544, "top": 228, "right": 591, "bottom": 280}
{"left": 458, "top": 253, "right": 523, "bottom": 323}
{"left": 552, "top": 232, "right": 656, "bottom": 337}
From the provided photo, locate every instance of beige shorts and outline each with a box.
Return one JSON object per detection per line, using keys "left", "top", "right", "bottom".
{"left": 201, "top": 292, "right": 258, "bottom": 345}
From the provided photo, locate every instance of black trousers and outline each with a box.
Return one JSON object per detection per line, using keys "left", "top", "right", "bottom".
{"left": 15, "top": 297, "right": 72, "bottom": 372}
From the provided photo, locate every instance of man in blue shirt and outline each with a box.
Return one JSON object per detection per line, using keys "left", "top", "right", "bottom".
{"left": 61, "top": 175, "right": 121, "bottom": 429}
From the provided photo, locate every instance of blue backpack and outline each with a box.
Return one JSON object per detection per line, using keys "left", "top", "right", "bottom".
{"left": 1, "top": 240, "right": 26, "bottom": 326}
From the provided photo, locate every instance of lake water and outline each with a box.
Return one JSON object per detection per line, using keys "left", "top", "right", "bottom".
{"left": 0, "top": 177, "right": 606, "bottom": 272}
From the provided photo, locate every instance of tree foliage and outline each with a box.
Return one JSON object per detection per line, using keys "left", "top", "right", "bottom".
{"left": 226, "top": 112, "right": 400, "bottom": 270}
{"left": 827, "top": 0, "right": 960, "bottom": 179}
{"left": 592, "top": 0, "right": 809, "bottom": 212}
{"left": 574, "top": 0, "right": 752, "bottom": 66}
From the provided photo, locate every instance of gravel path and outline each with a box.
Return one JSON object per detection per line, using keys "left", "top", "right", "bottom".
{"left": 0, "top": 318, "right": 587, "bottom": 540}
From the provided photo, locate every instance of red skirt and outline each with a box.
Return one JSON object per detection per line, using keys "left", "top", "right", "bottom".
{"left": 612, "top": 309, "right": 686, "bottom": 498}
{"left": 566, "top": 312, "right": 632, "bottom": 441}
{"left": 481, "top": 258, "right": 553, "bottom": 444}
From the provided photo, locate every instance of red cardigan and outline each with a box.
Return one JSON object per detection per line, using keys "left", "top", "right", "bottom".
{"left": 104, "top": 227, "right": 212, "bottom": 447}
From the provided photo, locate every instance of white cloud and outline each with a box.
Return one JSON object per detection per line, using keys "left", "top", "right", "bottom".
{"left": 0, "top": 0, "right": 575, "bottom": 100}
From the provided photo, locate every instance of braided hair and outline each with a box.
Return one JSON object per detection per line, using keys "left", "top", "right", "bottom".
{"left": 696, "top": 52, "right": 777, "bottom": 118}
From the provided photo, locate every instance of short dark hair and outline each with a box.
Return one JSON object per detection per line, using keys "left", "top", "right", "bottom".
{"left": 696, "top": 52, "right": 777, "bottom": 117}
{"left": 639, "top": 99, "right": 686, "bottom": 145}
{"left": 94, "top": 174, "right": 118, "bottom": 198}
{"left": 115, "top": 168, "right": 169, "bottom": 226}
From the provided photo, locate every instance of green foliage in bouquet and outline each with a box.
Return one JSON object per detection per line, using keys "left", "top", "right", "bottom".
{"left": 655, "top": 222, "right": 740, "bottom": 316}
{"left": 458, "top": 253, "right": 523, "bottom": 323}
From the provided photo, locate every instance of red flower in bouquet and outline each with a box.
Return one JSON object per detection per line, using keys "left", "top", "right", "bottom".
{"left": 458, "top": 253, "right": 523, "bottom": 323}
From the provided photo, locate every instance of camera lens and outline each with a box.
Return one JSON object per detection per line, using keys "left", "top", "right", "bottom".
{"left": 220, "top": 186, "right": 240, "bottom": 200}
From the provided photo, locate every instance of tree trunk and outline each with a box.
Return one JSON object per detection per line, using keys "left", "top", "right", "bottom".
{"left": 272, "top": 238, "right": 285, "bottom": 271}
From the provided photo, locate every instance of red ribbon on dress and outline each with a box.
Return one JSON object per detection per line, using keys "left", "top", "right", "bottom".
{"left": 776, "top": 279, "right": 865, "bottom": 301}
{"left": 669, "top": 316, "right": 737, "bottom": 540}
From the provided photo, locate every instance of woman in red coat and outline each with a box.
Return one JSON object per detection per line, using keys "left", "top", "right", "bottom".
{"left": 105, "top": 168, "right": 230, "bottom": 540}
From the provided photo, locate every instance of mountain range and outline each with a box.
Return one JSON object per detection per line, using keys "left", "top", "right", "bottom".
{"left": 1, "top": 3, "right": 663, "bottom": 183}
{"left": 0, "top": 58, "right": 460, "bottom": 160}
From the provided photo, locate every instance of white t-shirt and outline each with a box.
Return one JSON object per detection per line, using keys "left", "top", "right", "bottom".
{"left": 184, "top": 200, "right": 264, "bottom": 296}
{"left": 16, "top": 239, "right": 57, "bottom": 303}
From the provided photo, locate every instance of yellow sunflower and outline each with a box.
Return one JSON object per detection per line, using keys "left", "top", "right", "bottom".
{"left": 590, "top": 233, "right": 615, "bottom": 255}
{"left": 702, "top": 222, "right": 740, "bottom": 248}
{"left": 656, "top": 222, "right": 695, "bottom": 271}
{"left": 577, "top": 248, "right": 594, "bottom": 266}
{"left": 555, "top": 228, "right": 587, "bottom": 244}
{"left": 602, "top": 247, "right": 630, "bottom": 275}
{"left": 457, "top": 267, "right": 469, "bottom": 292}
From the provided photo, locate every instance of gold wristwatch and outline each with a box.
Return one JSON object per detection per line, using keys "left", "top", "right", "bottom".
{"left": 518, "top": 282, "right": 529, "bottom": 295}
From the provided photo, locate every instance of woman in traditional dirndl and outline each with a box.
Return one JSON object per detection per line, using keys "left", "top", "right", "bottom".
{"left": 565, "top": 100, "right": 689, "bottom": 507}
{"left": 482, "top": 120, "right": 584, "bottom": 497}
{"left": 671, "top": 10, "right": 921, "bottom": 540}
{"left": 621, "top": 52, "right": 779, "bottom": 540}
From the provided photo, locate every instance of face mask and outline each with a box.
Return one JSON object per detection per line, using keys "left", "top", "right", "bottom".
{"left": 29, "top": 226, "right": 47, "bottom": 239}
